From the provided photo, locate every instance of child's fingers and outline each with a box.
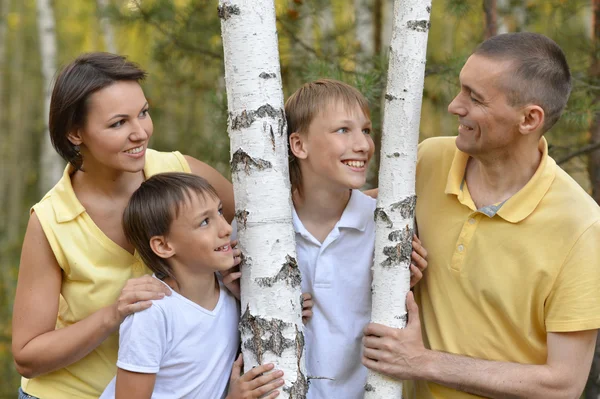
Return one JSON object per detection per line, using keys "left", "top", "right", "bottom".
{"left": 302, "top": 309, "right": 313, "bottom": 318}
{"left": 301, "top": 292, "right": 312, "bottom": 301}
{"left": 248, "top": 369, "right": 284, "bottom": 391}
{"left": 240, "top": 362, "right": 275, "bottom": 382}
{"left": 230, "top": 354, "right": 243, "bottom": 380}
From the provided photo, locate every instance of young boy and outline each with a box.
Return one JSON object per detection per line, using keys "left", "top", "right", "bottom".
{"left": 100, "top": 173, "right": 284, "bottom": 399}
{"left": 285, "top": 79, "right": 428, "bottom": 398}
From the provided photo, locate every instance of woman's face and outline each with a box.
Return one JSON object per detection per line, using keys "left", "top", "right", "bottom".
{"left": 70, "top": 80, "right": 153, "bottom": 174}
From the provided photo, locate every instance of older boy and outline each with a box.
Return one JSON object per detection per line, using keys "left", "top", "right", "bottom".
{"left": 285, "top": 79, "right": 428, "bottom": 398}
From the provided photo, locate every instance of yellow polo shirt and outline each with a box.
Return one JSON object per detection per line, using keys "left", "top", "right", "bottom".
{"left": 409, "top": 136, "right": 600, "bottom": 399}
{"left": 22, "top": 149, "right": 190, "bottom": 399}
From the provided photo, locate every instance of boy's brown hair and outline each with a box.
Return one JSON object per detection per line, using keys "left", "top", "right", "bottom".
{"left": 284, "top": 79, "right": 371, "bottom": 194}
{"left": 123, "top": 173, "right": 219, "bottom": 280}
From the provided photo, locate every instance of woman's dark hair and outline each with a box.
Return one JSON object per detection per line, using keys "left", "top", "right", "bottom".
{"left": 49, "top": 52, "right": 147, "bottom": 169}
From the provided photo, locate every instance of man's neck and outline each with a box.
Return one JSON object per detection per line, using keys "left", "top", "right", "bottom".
{"left": 293, "top": 181, "right": 351, "bottom": 243}
{"left": 465, "top": 140, "right": 542, "bottom": 209}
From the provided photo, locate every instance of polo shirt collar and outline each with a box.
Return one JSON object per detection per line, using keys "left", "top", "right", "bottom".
{"left": 292, "top": 189, "right": 370, "bottom": 236}
{"left": 444, "top": 137, "right": 556, "bottom": 223}
{"left": 50, "top": 164, "right": 86, "bottom": 223}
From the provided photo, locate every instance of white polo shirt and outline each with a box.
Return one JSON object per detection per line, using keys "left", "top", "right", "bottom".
{"left": 294, "top": 189, "right": 376, "bottom": 399}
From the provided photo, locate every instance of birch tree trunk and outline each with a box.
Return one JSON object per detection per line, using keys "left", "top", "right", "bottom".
{"left": 36, "top": 0, "right": 63, "bottom": 196}
{"left": 365, "top": 0, "right": 431, "bottom": 397}
{"left": 218, "top": 2, "right": 307, "bottom": 398}
{"left": 97, "top": 0, "right": 117, "bottom": 53}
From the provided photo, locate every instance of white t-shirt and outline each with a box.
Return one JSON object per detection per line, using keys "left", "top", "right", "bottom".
{"left": 294, "top": 190, "right": 376, "bottom": 399}
{"left": 100, "top": 277, "right": 239, "bottom": 399}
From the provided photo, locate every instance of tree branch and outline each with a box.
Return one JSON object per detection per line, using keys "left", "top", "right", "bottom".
{"left": 556, "top": 141, "right": 600, "bottom": 165}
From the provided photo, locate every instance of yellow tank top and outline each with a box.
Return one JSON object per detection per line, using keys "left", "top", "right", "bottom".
{"left": 22, "top": 150, "right": 190, "bottom": 399}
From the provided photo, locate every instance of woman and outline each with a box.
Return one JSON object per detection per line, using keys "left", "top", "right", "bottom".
{"left": 12, "top": 52, "right": 238, "bottom": 399}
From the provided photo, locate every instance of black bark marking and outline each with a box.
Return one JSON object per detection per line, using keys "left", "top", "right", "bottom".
{"left": 235, "top": 210, "right": 249, "bottom": 228}
{"left": 390, "top": 195, "right": 417, "bottom": 219}
{"left": 365, "top": 383, "right": 375, "bottom": 392}
{"left": 381, "top": 225, "right": 413, "bottom": 267}
{"left": 386, "top": 152, "right": 401, "bottom": 158}
{"left": 230, "top": 104, "right": 283, "bottom": 130}
{"left": 407, "top": 20, "right": 430, "bottom": 32}
{"left": 217, "top": 4, "right": 240, "bottom": 20}
{"left": 240, "top": 307, "right": 297, "bottom": 364}
{"left": 259, "top": 72, "right": 277, "bottom": 79}
{"left": 394, "top": 314, "right": 408, "bottom": 324}
{"left": 256, "top": 255, "right": 302, "bottom": 288}
{"left": 283, "top": 326, "right": 309, "bottom": 397}
{"left": 239, "top": 252, "right": 250, "bottom": 270}
{"left": 374, "top": 208, "right": 393, "bottom": 228}
{"left": 270, "top": 125, "right": 276, "bottom": 151}
{"left": 230, "top": 149, "right": 272, "bottom": 174}
{"left": 426, "top": 5, "right": 431, "bottom": 13}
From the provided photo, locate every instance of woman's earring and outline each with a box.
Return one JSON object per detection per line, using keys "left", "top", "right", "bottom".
{"left": 73, "top": 144, "right": 80, "bottom": 153}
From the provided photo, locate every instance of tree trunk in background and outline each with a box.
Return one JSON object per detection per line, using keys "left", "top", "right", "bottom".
{"left": 586, "top": 3, "right": 600, "bottom": 397}
{"left": 0, "top": 0, "right": 10, "bottom": 231}
{"left": 483, "top": 0, "right": 497, "bottom": 39}
{"left": 97, "top": 0, "right": 116, "bottom": 53}
{"left": 218, "top": 1, "right": 307, "bottom": 398}
{"left": 380, "top": 0, "right": 394, "bottom": 53}
{"left": 36, "top": 0, "right": 63, "bottom": 196}
{"left": 364, "top": 0, "right": 431, "bottom": 397}
{"left": 355, "top": 0, "right": 375, "bottom": 57}
{"left": 320, "top": 0, "right": 335, "bottom": 56}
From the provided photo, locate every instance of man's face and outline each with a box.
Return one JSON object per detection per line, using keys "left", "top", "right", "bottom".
{"left": 447, "top": 54, "right": 523, "bottom": 157}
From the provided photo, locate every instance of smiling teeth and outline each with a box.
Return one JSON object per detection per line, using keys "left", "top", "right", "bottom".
{"left": 344, "top": 160, "right": 365, "bottom": 168}
{"left": 215, "top": 245, "right": 229, "bottom": 252}
{"left": 460, "top": 124, "right": 473, "bottom": 131}
{"left": 125, "top": 146, "right": 143, "bottom": 154}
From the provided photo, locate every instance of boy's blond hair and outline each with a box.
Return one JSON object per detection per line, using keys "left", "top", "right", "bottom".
{"left": 284, "top": 79, "right": 371, "bottom": 194}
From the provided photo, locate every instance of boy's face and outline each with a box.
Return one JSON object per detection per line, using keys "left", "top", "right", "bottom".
{"left": 165, "top": 192, "right": 234, "bottom": 273}
{"left": 293, "top": 101, "right": 374, "bottom": 191}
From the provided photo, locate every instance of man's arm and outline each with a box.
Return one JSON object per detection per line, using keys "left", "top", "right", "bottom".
{"left": 362, "top": 291, "right": 597, "bottom": 399}
{"left": 115, "top": 369, "right": 156, "bottom": 399}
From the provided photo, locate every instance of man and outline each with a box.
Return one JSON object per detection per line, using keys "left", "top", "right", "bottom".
{"left": 362, "top": 32, "right": 600, "bottom": 399}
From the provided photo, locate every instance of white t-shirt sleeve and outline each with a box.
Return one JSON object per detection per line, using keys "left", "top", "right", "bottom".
{"left": 116, "top": 303, "right": 168, "bottom": 374}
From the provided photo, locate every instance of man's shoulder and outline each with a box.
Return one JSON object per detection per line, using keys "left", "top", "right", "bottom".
{"left": 418, "top": 136, "right": 457, "bottom": 156}
{"left": 549, "top": 166, "right": 600, "bottom": 223}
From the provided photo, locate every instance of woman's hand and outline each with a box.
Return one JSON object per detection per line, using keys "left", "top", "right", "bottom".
{"left": 110, "top": 275, "right": 171, "bottom": 330}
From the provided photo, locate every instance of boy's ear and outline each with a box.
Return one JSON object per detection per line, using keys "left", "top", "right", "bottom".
{"left": 289, "top": 132, "right": 308, "bottom": 160}
{"left": 150, "top": 236, "right": 175, "bottom": 259}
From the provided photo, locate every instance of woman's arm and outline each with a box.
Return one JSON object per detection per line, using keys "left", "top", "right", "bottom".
{"left": 184, "top": 155, "right": 235, "bottom": 223}
{"left": 12, "top": 213, "right": 170, "bottom": 378}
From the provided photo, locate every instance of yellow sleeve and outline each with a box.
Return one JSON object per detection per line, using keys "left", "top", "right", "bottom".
{"left": 545, "top": 220, "right": 600, "bottom": 332}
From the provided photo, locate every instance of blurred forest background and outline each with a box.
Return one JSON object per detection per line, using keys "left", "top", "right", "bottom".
{"left": 1, "top": 0, "right": 600, "bottom": 397}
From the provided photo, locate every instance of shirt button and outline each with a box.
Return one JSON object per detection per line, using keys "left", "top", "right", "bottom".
{"left": 469, "top": 218, "right": 476, "bottom": 224}
{"left": 457, "top": 244, "right": 465, "bottom": 252}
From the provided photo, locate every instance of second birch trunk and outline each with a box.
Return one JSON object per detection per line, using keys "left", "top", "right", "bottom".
{"left": 218, "top": 1, "right": 307, "bottom": 398}
{"left": 36, "top": 0, "right": 63, "bottom": 195}
{"left": 365, "top": 0, "right": 432, "bottom": 397}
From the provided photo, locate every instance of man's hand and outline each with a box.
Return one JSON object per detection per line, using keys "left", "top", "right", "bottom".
{"left": 410, "top": 235, "right": 428, "bottom": 287}
{"left": 362, "top": 291, "right": 429, "bottom": 380}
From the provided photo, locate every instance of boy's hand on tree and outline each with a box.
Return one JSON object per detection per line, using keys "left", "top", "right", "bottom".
{"left": 301, "top": 293, "right": 314, "bottom": 325}
{"left": 227, "top": 355, "right": 284, "bottom": 399}
{"left": 410, "top": 234, "right": 428, "bottom": 287}
{"left": 221, "top": 240, "right": 242, "bottom": 300}
{"left": 361, "top": 291, "right": 429, "bottom": 380}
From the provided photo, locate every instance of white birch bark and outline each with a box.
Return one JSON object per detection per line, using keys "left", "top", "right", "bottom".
{"left": 365, "top": 0, "right": 432, "bottom": 397}
{"left": 36, "top": 0, "right": 63, "bottom": 195}
{"left": 218, "top": 1, "right": 307, "bottom": 397}
{"left": 97, "top": 0, "right": 117, "bottom": 53}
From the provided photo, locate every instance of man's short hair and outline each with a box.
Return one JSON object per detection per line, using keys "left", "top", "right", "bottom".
{"left": 123, "top": 173, "right": 219, "bottom": 280}
{"left": 284, "top": 79, "right": 371, "bottom": 193}
{"left": 474, "top": 32, "right": 571, "bottom": 133}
